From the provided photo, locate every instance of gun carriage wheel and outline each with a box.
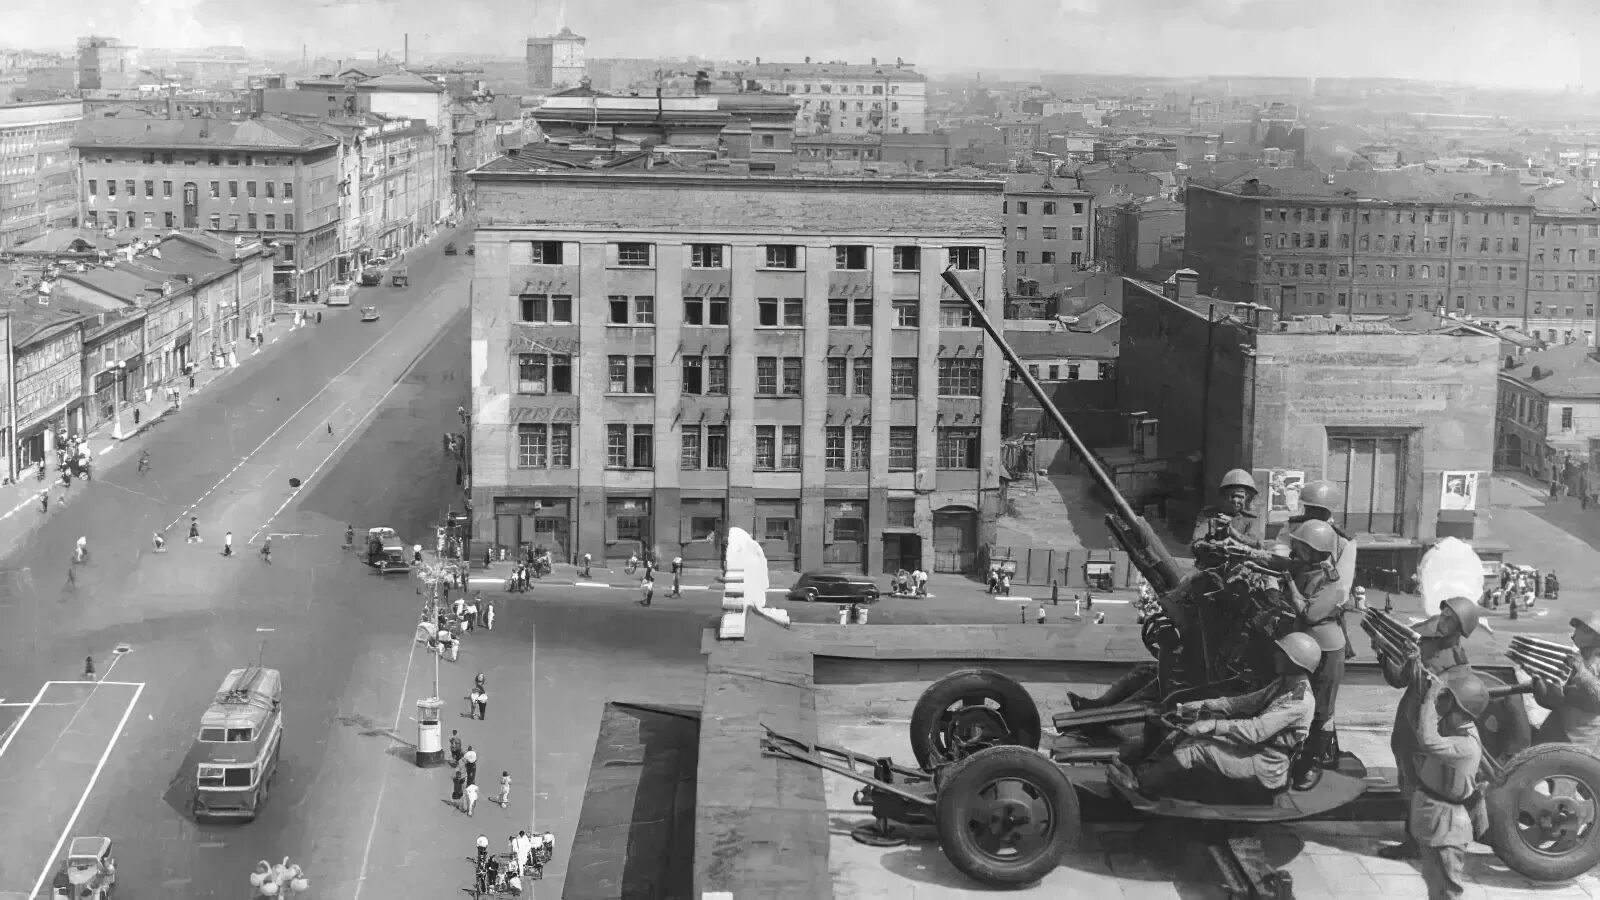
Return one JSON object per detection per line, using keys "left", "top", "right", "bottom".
{"left": 910, "top": 669, "right": 1042, "bottom": 770}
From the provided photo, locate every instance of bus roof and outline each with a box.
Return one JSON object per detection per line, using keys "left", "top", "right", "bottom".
{"left": 201, "top": 666, "right": 280, "bottom": 730}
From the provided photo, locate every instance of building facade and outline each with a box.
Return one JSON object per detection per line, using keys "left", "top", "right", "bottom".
{"left": 72, "top": 116, "right": 341, "bottom": 301}
{"left": 0, "top": 100, "right": 82, "bottom": 250}
{"left": 1527, "top": 212, "right": 1600, "bottom": 345}
{"left": 77, "top": 36, "right": 138, "bottom": 91}
{"left": 1495, "top": 344, "right": 1600, "bottom": 489}
{"left": 525, "top": 28, "right": 587, "bottom": 92}
{"left": 1119, "top": 277, "right": 1500, "bottom": 581}
{"left": 744, "top": 60, "right": 927, "bottom": 135}
{"left": 1004, "top": 176, "right": 1094, "bottom": 291}
{"left": 468, "top": 168, "right": 1006, "bottom": 575}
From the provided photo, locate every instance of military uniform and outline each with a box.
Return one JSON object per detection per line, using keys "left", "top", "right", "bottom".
{"left": 1190, "top": 506, "right": 1262, "bottom": 568}
{"left": 1533, "top": 648, "right": 1600, "bottom": 749}
{"left": 1138, "top": 673, "right": 1314, "bottom": 794}
{"left": 1409, "top": 695, "right": 1487, "bottom": 900}
{"left": 1383, "top": 639, "right": 1470, "bottom": 854}
{"left": 1290, "top": 563, "right": 1348, "bottom": 743}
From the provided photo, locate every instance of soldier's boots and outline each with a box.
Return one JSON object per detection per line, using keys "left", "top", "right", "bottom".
{"left": 1292, "top": 727, "right": 1341, "bottom": 791}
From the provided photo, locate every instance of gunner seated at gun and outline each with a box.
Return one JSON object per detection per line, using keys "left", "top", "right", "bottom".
{"left": 1107, "top": 631, "right": 1320, "bottom": 800}
{"left": 1190, "top": 469, "right": 1267, "bottom": 568}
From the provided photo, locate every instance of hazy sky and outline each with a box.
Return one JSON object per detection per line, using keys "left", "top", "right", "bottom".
{"left": 2, "top": 0, "right": 1595, "bottom": 89}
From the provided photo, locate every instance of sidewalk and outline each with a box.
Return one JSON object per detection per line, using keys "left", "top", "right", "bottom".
{"left": 0, "top": 309, "right": 315, "bottom": 530}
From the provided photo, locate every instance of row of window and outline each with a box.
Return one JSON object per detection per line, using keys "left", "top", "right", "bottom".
{"left": 83, "top": 209, "right": 294, "bottom": 233}
{"left": 1004, "top": 200, "right": 1087, "bottom": 216}
{"left": 1009, "top": 226, "right": 1086, "bottom": 241}
{"left": 515, "top": 422, "right": 980, "bottom": 472}
{"left": 1014, "top": 251, "right": 1084, "bottom": 265}
{"left": 518, "top": 291, "right": 980, "bottom": 329}
{"left": 516, "top": 352, "right": 984, "bottom": 398}
{"left": 96, "top": 151, "right": 299, "bottom": 167}
{"left": 1263, "top": 207, "right": 1525, "bottom": 228}
{"left": 1257, "top": 232, "right": 1524, "bottom": 254}
{"left": 87, "top": 179, "right": 294, "bottom": 200}
{"left": 1280, "top": 286, "right": 1597, "bottom": 319}
{"left": 525, "top": 241, "right": 982, "bottom": 272}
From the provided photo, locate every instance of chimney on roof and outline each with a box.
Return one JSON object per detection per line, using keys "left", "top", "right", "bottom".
{"left": 1175, "top": 268, "right": 1198, "bottom": 304}
{"left": 804, "top": 56, "right": 811, "bottom": 64}
{"left": 1162, "top": 275, "right": 1177, "bottom": 302}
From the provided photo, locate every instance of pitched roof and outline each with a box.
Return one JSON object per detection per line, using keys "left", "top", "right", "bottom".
{"left": 73, "top": 116, "right": 338, "bottom": 152}
{"left": 11, "top": 228, "right": 119, "bottom": 254}
{"left": 1500, "top": 342, "right": 1600, "bottom": 397}
{"left": 475, "top": 146, "right": 656, "bottom": 173}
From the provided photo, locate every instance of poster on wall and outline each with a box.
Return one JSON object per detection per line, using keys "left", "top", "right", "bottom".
{"left": 1441, "top": 471, "right": 1480, "bottom": 512}
{"left": 1268, "top": 470, "right": 1305, "bottom": 517}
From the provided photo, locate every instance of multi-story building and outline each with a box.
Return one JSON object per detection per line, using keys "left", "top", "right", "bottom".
{"left": 1527, "top": 212, "right": 1600, "bottom": 345}
{"left": 467, "top": 166, "right": 1006, "bottom": 575}
{"left": 1119, "top": 275, "right": 1502, "bottom": 581}
{"left": 71, "top": 116, "right": 342, "bottom": 301}
{"left": 77, "top": 36, "right": 138, "bottom": 91}
{"left": 0, "top": 99, "right": 83, "bottom": 250}
{"left": 526, "top": 28, "right": 587, "bottom": 92}
{"left": 1004, "top": 175, "right": 1094, "bottom": 291}
{"left": 1495, "top": 343, "right": 1600, "bottom": 489}
{"left": 1185, "top": 170, "right": 1537, "bottom": 326}
{"left": 744, "top": 59, "right": 927, "bottom": 135}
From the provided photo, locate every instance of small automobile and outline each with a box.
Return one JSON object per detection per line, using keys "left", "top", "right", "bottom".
{"left": 390, "top": 267, "right": 409, "bottom": 288}
{"left": 50, "top": 836, "right": 115, "bottom": 900}
{"left": 360, "top": 306, "right": 379, "bottom": 322}
{"left": 444, "top": 242, "right": 458, "bottom": 255}
{"left": 785, "top": 571, "right": 880, "bottom": 604}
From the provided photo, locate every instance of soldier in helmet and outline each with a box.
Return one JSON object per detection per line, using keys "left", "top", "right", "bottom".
{"left": 1529, "top": 611, "right": 1600, "bottom": 749}
{"left": 1191, "top": 468, "right": 1264, "bottom": 568}
{"left": 1278, "top": 480, "right": 1361, "bottom": 646}
{"left": 1408, "top": 670, "right": 1491, "bottom": 900}
{"left": 1108, "top": 631, "right": 1321, "bottom": 799}
{"left": 1375, "top": 594, "right": 1485, "bottom": 861}
{"left": 1284, "top": 519, "right": 1353, "bottom": 790}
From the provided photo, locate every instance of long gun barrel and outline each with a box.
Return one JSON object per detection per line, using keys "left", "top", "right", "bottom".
{"left": 1509, "top": 636, "right": 1578, "bottom": 683}
{"left": 939, "top": 269, "right": 1183, "bottom": 595}
{"left": 1360, "top": 616, "right": 1414, "bottom": 666}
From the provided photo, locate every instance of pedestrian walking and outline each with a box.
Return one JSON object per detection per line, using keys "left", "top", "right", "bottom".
{"left": 838, "top": 605, "right": 850, "bottom": 625}
{"left": 453, "top": 595, "right": 466, "bottom": 619}
{"left": 476, "top": 834, "right": 490, "bottom": 868}
{"left": 463, "top": 781, "right": 479, "bottom": 816}
{"left": 260, "top": 537, "right": 272, "bottom": 564}
{"left": 670, "top": 556, "right": 683, "bottom": 598}
{"left": 1036, "top": 604, "right": 1047, "bottom": 625}
{"left": 449, "top": 730, "right": 463, "bottom": 766}
{"left": 222, "top": 532, "right": 233, "bottom": 556}
{"left": 463, "top": 597, "right": 477, "bottom": 632}
{"left": 451, "top": 766, "right": 465, "bottom": 803}
{"left": 440, "top": 628, "right": 458, "bottom": 661}
{"left": 476, "top": 689, "right": 488, "bottom": 722}
{"left": 345, "top": 525, "right": 355, "bottom": 548}
{"left": 463, "top": 747, "right": 478, "bottom": 785}
{"left": 475, "top": 594, "right": 487, "bottom": 627}
{"left": 495, "top": 771, "right": 512, "bottom": 808}
{"left": 639, "top": 574, "right": 654, "bottom": 607}
{"left": 39, "top": 491, "right": 47, "bottom": 514}
{"left": 83, "top": 655, "right": 95, "bottom": 681}
{"left": 484, "top": 598, "right": 496, "bottom": 631}
{"left": 581, "top": 551, "right": 592, "bottom": 578}
{"left": 467, "top": 689, "right": 482, "bottom": 719}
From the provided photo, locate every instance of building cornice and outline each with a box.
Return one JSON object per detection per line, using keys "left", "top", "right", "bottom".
{"left": 468, "top": 169, "right": 1004, "bottom": 195}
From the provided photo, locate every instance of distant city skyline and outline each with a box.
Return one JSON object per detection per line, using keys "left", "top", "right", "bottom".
{"left": 1, "top": 0, "right": 1595, "bottom": 92}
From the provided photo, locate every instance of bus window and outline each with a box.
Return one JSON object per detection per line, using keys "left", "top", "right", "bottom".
{"left": 226, "top": 728, "right": 254, "bottom": 742}
{"left": 199, "top": 728, "right": 227, "bottom": 742}
{"left": 224, "top": 768, "right": 253, "bottom": 788}
{"left": 198, "top": 765, "right": 225, "bottom": 787}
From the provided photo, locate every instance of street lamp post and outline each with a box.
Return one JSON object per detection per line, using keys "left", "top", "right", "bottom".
{"left": 459, "top": 406, "right": 473, "bottom": 566}
{"left": 110, "top": 360, "right": 128, "bottom": 441}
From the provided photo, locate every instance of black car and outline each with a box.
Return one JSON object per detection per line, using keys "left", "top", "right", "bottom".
{"left": 786, "top": 571, "right": 880, "bottom": 604}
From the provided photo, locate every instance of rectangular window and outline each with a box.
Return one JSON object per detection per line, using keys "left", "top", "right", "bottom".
{"left": 948, "top": 247, "right": 981, "bottom": 270}
{"left": 1043, "top": 201, "right": 1057, "bottom": 215}
{"left": 517, "top": 353, "right": 549, "bottom": 393}
{"left": 606, "top": 424, "right": 628, "bottom": 468}
{"left": 519, "top": 294, "right": 572, "bottom": 323}
{"left": 825, "top": 426, "right": 846, "bottom": 470}
{"left": 893, "top": 299, "right": 919, "bottom": 327}
{"left": 690, "top": 243, "right": 723, "bottom": 268}
{"left": 853, "top": 357, "right": 872, "bottom": 396}
{"left": 938, "top": 358, "right": 983, "bottom": 396}
{"left": 853, "top": 298, "right": 873, "bottom": 326}
{"left": 765, "top": 245, "right": 799, "bottom": 268}
{"left": 707, "top": 356, "right": 728, "bottom": 394}
{"left": 247, "top": 214, "right": 257, "bottom": 229}
{"left": 681, "top": 427, "right": 702, "bottom": 470}
{"left": 835, "top": 245, "right": 868, "bottom": 269}
{"left": 265, "top": 182, "right": 275, "bottom": 198}
{"left": 683, "top": 296, "right": 704, "bottom": 325}
{"left": 528, "top": 240, "right": 563, "bottom": 264}
{"left": 264, "top": 214, "right": 275, "bottom": 229}
{"left": 144, "top": 180, "right": 154, "bottom": 198}
{"left": 609, "top": 355, "right": 628, "bottom": 393}
{"left": 706, "top": 425, "right": 728, "bottom": 468}
{"left": 631, "top": 425, "right": 653, "bottom": 468}
{"left": 284, "top": 214, "right": 294, "bottom": 229}
{"left": 209, "top": 181, "right": 219, "bottom": 198}
{"left": 1042, "top": 226, "right": 1058, "bottom": 239}
{"left": 937, "top": 427, "right": 980, "bottom": 469}
{"left": 755, "top": 425, "right": 777, "bottom": 470}
{"left": 826, "top": 357, "right": 847, "bottom": 395}
{"left": 1327, "top": 433, "right": 1405, "bottom": 535}
{"left": 550, "top": 424, "right": 571, "bottom": 467}
{"left": 229, "top": 181, "right": 238, "bottom": 198}
{"left": 757, "top": 297, "right": 780, "bottom": 327}
{"left": 706, "top": 296, "right": 729, "bottom": 325}
{"left": 783, "top": 297, "right": 803, "bottom": 326}
{"left": 940, "top": 303, "right": 974, "bottom": 327}
{"left": 166, "top": 212, "right": 176, "bottom": 228}
{"left": 888, "top": 427, "right": 916, "bottom": 471}
{"left": 87, "top": 179, "right": 97, "bottom": 196}
{"left": 1563, "top": 407, "right": 1574, "bottom": 430}
{"left": 850, "top": 427, "right": 871, "bottom": 469}
{"left": 683, "top": 356, "right": 703, "bottom": 394}
{"left": 1071, "top": 226, "right": 1085, "bottom": 240}
{"left": 632, "top": 355, "right": 655, "bottom": 393}
{"left": 124, "top": 179, "right": 134, "bottom": 196}
{"left": 893, "top": 246, "right": 920, "bottom": 271}
{"left": 780, "top": 426, "right": 802, "bottom": 469}
{"left": 517, "top": 425, "right": 548, "bottom": 468}
{"left": 890, "top": 358, "right": 917, "bottom": 397}
{"left": 1073, "top": 202, "right": 1085, "bottom": 214}
{"left": 756, "top": 357, "right": 778, "bottom": 395}
{"left": 782, "top": 357, "right": 803, "bottom": 394}
{"left": 828, "top": 298, "right": 848, "bottom": 326}
{"left": 209, "top": 214, "right": 221, "bottom": 230}
{"left": 247, "top": 181, "right": 257, "bottom": 198}
{"left": 616, "top": 242, "right": 652, "bottom": 266}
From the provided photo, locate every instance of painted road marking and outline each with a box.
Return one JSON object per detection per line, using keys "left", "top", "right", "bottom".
{"left": 249, "top": 320, "right": 456, "bottom": 545}
{"left": 99, "top": 445, "right": 113, "bottom": 455}
{"left": 164, "top": 295, "right": 434, "bottom": 535}
{"left": 0, "top": 683, "right": 47, "bottom": 759}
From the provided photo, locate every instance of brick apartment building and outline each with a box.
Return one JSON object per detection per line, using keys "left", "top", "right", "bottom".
{"left": 1004, "top": 174, "right": 1094, "bottom": 291}
{"left": 1116, "top": 275, "right": 1502, "bottom": 583}
{"left": 1185, "top": 168, "right": 1600, "bottom": 345}
{"left": 467, "top": 164, "right": 1006, "bottom": 575}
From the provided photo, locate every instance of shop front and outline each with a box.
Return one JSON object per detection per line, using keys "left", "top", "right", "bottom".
{"left": 880, "top": 497, "right": 921, "bottom": 574}
{"left": 605, "top": 496, "right": 652, "bottom": 563}
{"left": 823, "top": 500, "right": 867, "bottom": 572}
{"left": 678, "top": 498, "right": 724, "bottom": 565}
{"left": 755, "top": 499, "right": 798, "bottom": 570}
{"left": 173, "top": 331, "right": 192, "bottom": 375}
{"left": 933, "top": 505, "right": 978, "bottom": 574}
{"left": 491, "top": 497, "right": 573, "bottom": 562}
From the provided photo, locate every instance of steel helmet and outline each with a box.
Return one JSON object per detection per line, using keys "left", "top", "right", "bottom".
{"left": 1220, "top": 468, "right": 1259, "bottom": 495}
{"left": 1298, "top": 480, "right": 1343, "bottom": 514}
{"left": 1443, "top": 670, "right": 1491, "bottom": 719}
{"left": 1289, "top": 519, "right": 1339, "bottom": 556}
{"left": 1275, "top": 631, "right": 1323, "bottom": 672}
{"left": 1441, "top": 595, "right": 1493, "bottom": 637}
{"left": 1572, "top": 611, "right": 1600, "bottom": 637}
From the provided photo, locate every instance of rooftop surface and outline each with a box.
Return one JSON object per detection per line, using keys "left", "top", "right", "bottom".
{"left": 72, "top": 115, "right": 338, "bottom": 151}
{"left": 1500, "top": 342, "right": 1600, "bottom": 397}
